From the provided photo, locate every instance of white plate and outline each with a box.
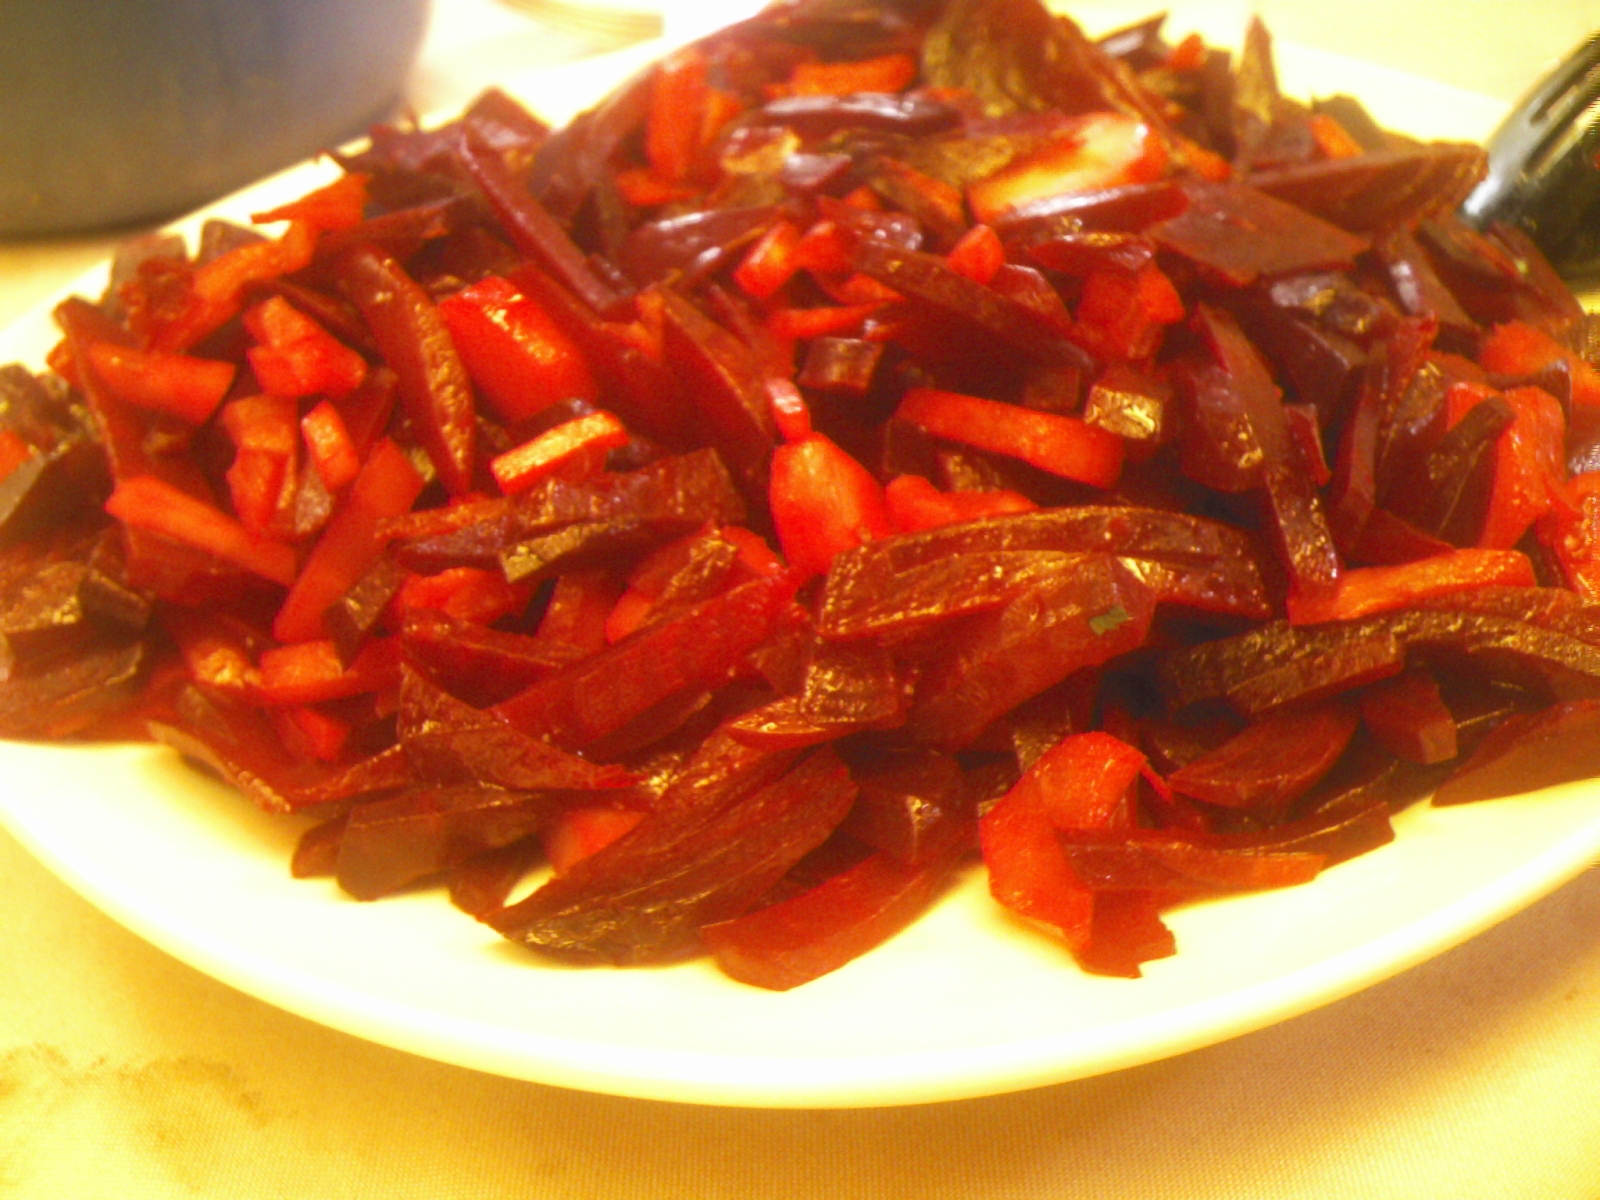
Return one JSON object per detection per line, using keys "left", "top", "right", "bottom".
{"left": 0, "top": 36, "right": 1589, "bottom": 1110}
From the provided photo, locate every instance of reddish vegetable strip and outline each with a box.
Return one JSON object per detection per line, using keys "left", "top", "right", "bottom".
{"left": 1056, "top": 830, "right": 1325, "bottom": 892}
{"left": 252, "top": 172, "right": 370, "bottom": 231}
{"left": 1165, "top": 701, "right": 1360, "bottom": 817}
{"left": 968, "top": 114, "right": 1168, "bottom": 224}
{"left": 543, "top": 807, "right": 649, "bottom": 874}
{"left": 1359, "top": 666, "right": 1458, "bottom": 765}
{"left": 781, "top": 52, "right": 918, "bottom": 96}
{"left": 256, "top": 637, "right": 401, "bottom": 706}
{"left": 1077, "top": 890, "right": 1176, "bottom": 978}
{"left": 244, "top": 296, "right": 368, "bottom": 400}
{"left": 436, "top": 275, "right": 599, "bottom": 424}
{"left": 1474, "top": 385, "right": 1565, "bottom": 550}
{"left": 702, "top": 827, "right": 969, "bottom": 991}
{"left": 1479, "top": 320, "right": 1600, "bottom": 408}
{"left": 945, "top": 223, "right": 1005, "bottom": 284}
{"left": 1285, "top": 548, "right": 1536, "bottom": 625}
{"left": 221, "top": 394, "right": 298, "bottom": 537}
{"left": 338, "top": 246, "right": 477, "bottom": 498}
{"left": 301, "top": 400, "right": 362, "bottom": 492}
{"left": 770, "top": 433, "right": 892, "bottom": 578}
{"left": 490, "top": 411, "right": 630, "bottom": 495}
{"left": 86, "top": 343, "right": 235, "bottom": 424}
{"left": 895, "top": 387, "right": 1125, "bottom": 488}
{"left": 884, "top": 475, "right": 1036, "bottom": 533}
{"left": 979, "top": 733, "right": 1147, "bottom": 949}
{"left": 152, "top": 219, "right": 317, "bottom": 353}
{"left": 733, "top": 219, "right": 803, "bottom": 300}
{"left": 492, "top": 573, "right": 801, "bottom": 750}
{"left": 272, "top": 438, "right": 426, "bottom": 643}
{"left": 455, "top": 124, "right": 620, "bottom": 316}
{"left": 105, "top": 476, "right": 297, "bottom": 587}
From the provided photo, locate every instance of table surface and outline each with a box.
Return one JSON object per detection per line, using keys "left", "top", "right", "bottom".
{"left": 6, "top": 2, "right": 1600, "bottom": 1197}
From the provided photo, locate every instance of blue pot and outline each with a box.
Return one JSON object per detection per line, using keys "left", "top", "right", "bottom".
{"left": 0, "top": 0, "right": 432, "bottom": 235}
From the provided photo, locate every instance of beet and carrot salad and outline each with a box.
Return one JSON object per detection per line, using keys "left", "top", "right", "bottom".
{"left": 2, "top": 0, "right": 1597, "bottom": 990}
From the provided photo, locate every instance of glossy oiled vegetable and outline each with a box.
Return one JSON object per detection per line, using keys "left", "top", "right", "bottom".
{"left": 4, "top": 0, "right": 1600, "bottom": 990}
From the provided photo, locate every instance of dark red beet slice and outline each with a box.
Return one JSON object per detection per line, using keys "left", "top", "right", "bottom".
{"left": 484, "top": 746, "right": 857, "bottom": 964}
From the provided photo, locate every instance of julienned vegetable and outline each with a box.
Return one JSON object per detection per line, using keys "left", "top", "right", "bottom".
{"left": 3, "top": 0, "right": 1599, "bottom": 990}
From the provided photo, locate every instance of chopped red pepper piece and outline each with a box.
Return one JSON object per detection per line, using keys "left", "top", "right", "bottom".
{"left": 980, "top": 793, "right": 1094, "bottom": 946}
{"left": 722, "top": 525, "right": 785, "bottom": 578}
{"left": 438, "top": 275, "right": 600, "bottom": 426}
{"left": 490, "top": 410, "right": 630, "bottom": 495}
{"left": 152, "top": 219, "right": 317, "bottom": 353}
{"left": 542, "top": 806, "right": 648, "bottom": 875}
{"left": 1541, "top": 471, "right": 1600, "bottom": 600}
{"left": 1470, "top": 384, "right": 1565, "bottom": 551}
{"left": 1073, "top": 262, "right": 1184, "bottom": 361}
{"left": 733, "top": 219, "right": 803, "bottom": 300}
{"left": 767, "top": 302, "right": 883, "bottom": 343}
{"left": 300, "top": 399, "right": 362, "bottom": 492}
{"left": 0, "top": 429, "right": 35, "bottom": 483}
{"left": 244, "top": 295, "right": 368, "bottom": 400}
{"left": 603, "top": 587, "right": 656, "bottom": 644}
{"left": 1286, "top": 547, "right": 1536, "bottom": 625}
{"left": 1011, "top": 731, "right": 1152, "bottom": 828}
{"left": 273, "top": 438, "right": 427, "bottom": 644}
{"left": 769, "top": 432, "right": 891, "bottom": 578}
{"left": 252, "top": 172, "right": 370, "bottom": 232}
{"left": 1308, "top": 113, "right": 1364, "bottom": 160}
{"left": 1479, "top": 320, "right": 1600, "bottom": 409}
{"left": 792, "top": 219, "right": 855, "bottom": 276}
{"left": 86, "top": 342, "right": 236, "bottom": 425}
{"left": 645, "top": 46, "right": 713, "bottom": 185}
{"left": 257, "top": 637, "right": 401, "bottom": 707}
{"left": 612, "top": 166, "right": 699, "bottom": 208}
{"left": 979, "top": 732, "right": 1149, "bottom": 950}
{"left": 968, "top": 113, "right": 1168, "bottom": 225}
{"left": 528, "top": 569, "right": 620, "bottom": 663}
{"left": 765, "top": 377, "right": 813, "bottom": 443}
{"left": 274, "top": 704, "right": 352, "bottom": 763}
{"left": 883, "top": 474, "right": 1036, "bottom": 533}
{"left": 105, "top": 475, "right": 297, "bottom": 588}
{"left": 895, "top": 386, "right": 1125, "bottom": 488}
{"left": 780, "top": 52, "right": 918, "bottom": 97}
{"left": 1166, "top": 31, "right": 1207, "bottom": 71}
{"left": 945, "top": 223, "right": 1006, "bottom": 285}
{"left": 396, "top": 567, "right": 532, "bottom": 626}
{"left": 220, "top": 393, "right": 299, "bottom": 537}
{"left": 825, "top": 273, "right": 901, "bottom": 306}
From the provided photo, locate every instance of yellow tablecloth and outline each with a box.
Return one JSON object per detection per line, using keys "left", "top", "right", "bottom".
{"left": 6, "top": 3, "right": 1600, "bottom": 1196}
